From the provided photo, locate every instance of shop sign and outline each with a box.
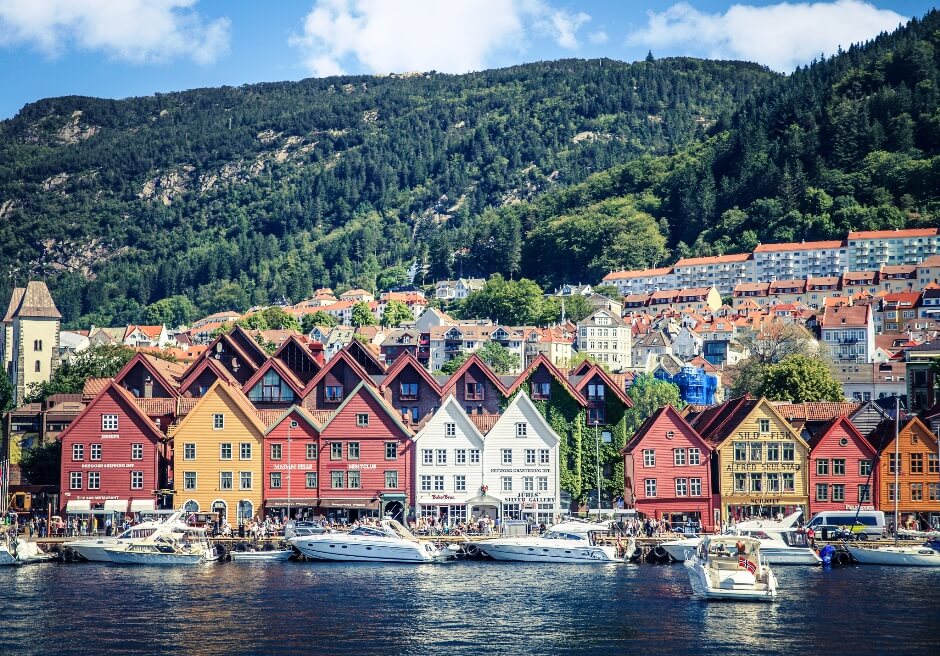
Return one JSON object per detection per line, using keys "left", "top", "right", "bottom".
{"left": 81, "top": 463, "right": 134, "bottom": 469}
{"left": 100, "top": 434, "right": 121, "bottom": 440}
{"left": 347, "top": 463, "right": 377, "bottom": 470}
{"left": 725, "top": 463, "right": 800, "bottom": 472}
{"left": 272, "top": 464, "right": 314, "bottom": 471}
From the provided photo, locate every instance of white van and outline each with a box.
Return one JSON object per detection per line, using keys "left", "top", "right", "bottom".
{"left": 805, "top": 510, "right": 885, "bottom": 538}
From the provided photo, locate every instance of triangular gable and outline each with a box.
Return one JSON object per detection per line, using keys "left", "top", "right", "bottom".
{"left": 344, "top": 340, "right": 386, "bottom": 375}
{"left": 571, "top": 359, "right": 594, "bottom": 376}
{"left": 178, "top": 357, "right": 234, "bottom": 396}
{"left": 227, "top": 324, "right": 269, "bottom": 367}
{"left": 380, "top": 351, "right": 441, "bottom": 394}
{"left": 504, "top": 354, "right": 586, "bottom": 405}
{"left": 708, "top": 397, "right": 811, "bottom": 450}
{"left": 490, "top": 392, "right": 560, "bottom": 447}
{"left": 263, "top": 405, "right": 323, "bottom": 437}
{"left": 439, "top": 353, "right": 509, "bottom": 397}
{"left": 573, "top": 365, "right": 633, "bottom": 408}
{"left": 58, "top": 381, "right": 166, "bottom": 445}
{"left": 272, "top": 334, "right": 322, "bottom": 384}
{"left": 301, "top": 349, "right": 376, "bottom": 397}
{"left": 243, "top": 358, "right": 305, "bottom": 398}
{"left": 188, "top": 328, "right": 259, "bottom": 382}
{"left": 319, "top": 381, "right": 412, "bottom": 436}
{"left": 113, "top": 352, "right": 180, "bottom": 398}
{"left": 412, "top": 396, "right": 485, "bottom": 446}
{"left": 811, "top": 416, "right": 877, "bottom": 455}
{"left": 169, "top": 379, "right": 266, "bottom": 438}
{"left": 623, "top": 404, "right": 712, "bottom": 454}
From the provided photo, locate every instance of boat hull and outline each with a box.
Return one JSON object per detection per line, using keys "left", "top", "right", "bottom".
{"left": 846, "top": 545, "right": 940, "bottom": 566}
{"left": 230, "top": 550, "right": 294, "bottom": 562}
{"left": 65, "top": 539, "right": 124, "bottom": 562}
{"left": 291, "top": 537, "right": 441, "bottom": 563}
{"left": 106, "top": 549, "right": 218, "bottom": 565}
{"left": 478, "top": 539, "right": 626, "bottom": 564}
{"left": 0, "top": 547, "right": 18, "bottom": 566}
{"left": 759, "top": 547, "right": 821, "bottom": 565}
{"left": 685, "top": 561, "right": 777, "bottom": 602}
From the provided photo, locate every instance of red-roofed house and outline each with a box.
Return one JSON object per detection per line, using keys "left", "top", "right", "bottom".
{"left": 807, "top": 416, "right": 878, "bottom": 515}
{"left": 123, "top": 325, "right": 170, "bottom": 348}
{"left": 820, "top": 304, "right": 875, "bottom": 363}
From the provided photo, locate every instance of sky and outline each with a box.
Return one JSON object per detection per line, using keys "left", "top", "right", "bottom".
{"left": 0, "top": 0, "right": 936, "bottom": 119}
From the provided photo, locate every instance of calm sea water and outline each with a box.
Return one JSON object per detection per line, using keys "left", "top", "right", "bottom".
{"left": 1, "top": 560, "right": 938, "bottom": 655}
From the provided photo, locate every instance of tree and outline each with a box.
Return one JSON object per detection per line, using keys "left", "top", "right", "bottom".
{"left": 552, "top": 294, "right": 595, "bottom": 323}
{"left": 729, "top": 358, "right": 767, "bottom": 398}
{"left": 381, "top": 300, "right": 413, "bottom": 327}
{"left": 237, "top": 306, "right": 301, "bottom": 332}
{"left": 438, "top": 352, "right": 469, "bottom": 374}
{"left": 623, "top": 374, "right": 684, "bottom": 437}
{"left": 301, "top": 310, "right": 338, "bottom": 333}
{"left": 476, "top": 342, "right": 521, "bottom": 374}
{"left": 755, "top": 354, "right": 844, "bottom": 402}
{"left": 25, "top": 345, "right": 143, "bottom": 403}
{"left": 593, "top": 285, "right": 622, "bottom": 301}
{"left": 570, "top": 351, "right": 609, "bottom": 373}
{"left": 462, "top": 275, "right": 549, "bottom": 325}
{"left": 18, "top": 440, "right": 60, "bottom": 485}
{"left": 210, "top": 323, "right": 235, "bottom": 340}
{"left": 738, "top": 323, "right": 820, "bottom": 365}
{"left": 145, "top": 295, "right": 197, "bottom": 328}
{"left": 0, "top": 374, "right": 14, "bottom": 413}
{"left": 351, "top": 302, "right": 378, "bottom": 327}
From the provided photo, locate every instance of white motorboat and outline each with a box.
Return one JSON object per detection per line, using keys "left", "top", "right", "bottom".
{"left": 733, "top": 529, "right": 821, "bottom": 565}
{"left": 230, "top": 547, "right": 294, "bottom": 562}
{"left": 64, "top": 513, "right": 189, "bottom": 562}
{"left": 685, "top": 536, "right": 778, "bottom": 602}
{"left": 1, "top": 532, "right": 20, "bottom": 566}
{"left": 1, "top": 532, "right": 55, "bottom": 565}
{"left": 478, "top": 522, "right": 634, "bottom": 563}
{"left": 661, "top": 536, "right": 702, "bottom": 562}
{"left": 290, "top": 520, "right": 449, "bottom": 563}
{"left": 846, "top": 540, "right": 940, "bottom": 567}
{"left": 105, "top": 527, "right": 220, "bottom": 565}
{"left": 284, "top": 520, "right": 327, "bottom": 539}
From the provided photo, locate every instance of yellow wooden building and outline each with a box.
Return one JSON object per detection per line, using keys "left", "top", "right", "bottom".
{"left": 168, "top": 379, "right": 266, "bottom": 523}
{"left": 687, "top": 397, "right": 811, "bottom": 523}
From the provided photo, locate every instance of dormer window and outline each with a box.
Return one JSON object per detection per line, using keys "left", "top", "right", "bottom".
{"left": 465, "top": 382, "right": 484, "bottom": 401}
{"left": 531, "top": 382, "right": 550, "bottom": 400}
{"left": 400, "top": 383, "right": 418, "bottom": 400}
{"left": 325, "top": 385, "right": 343, "bottom": 402}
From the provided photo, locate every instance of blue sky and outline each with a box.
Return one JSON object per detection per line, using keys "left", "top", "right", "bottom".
{"left": 0, "top": 1, "right": 935, "bottom": 119}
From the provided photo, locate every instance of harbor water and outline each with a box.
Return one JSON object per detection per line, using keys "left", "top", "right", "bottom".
{"left": 2, "top": 562, "right": 938, "bottom": 655}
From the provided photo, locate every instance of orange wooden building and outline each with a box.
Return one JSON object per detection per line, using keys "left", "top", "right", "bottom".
{"left": 873, "top": 417, "right": 940, "bottom": 530}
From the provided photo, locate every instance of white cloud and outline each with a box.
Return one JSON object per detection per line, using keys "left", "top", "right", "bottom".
{"left": 290, "top": 0, "right": 593, "bottom": 77}
{"left": 626, "top": 1, "right": 906, "bottom": 71}
{"left": 0, "top": 0, "right": 230, "bottom": 65}
{"left": 588, "top": 30, "right": 609, "bottom": 45}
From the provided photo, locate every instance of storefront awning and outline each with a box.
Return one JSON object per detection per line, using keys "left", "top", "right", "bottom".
{"left": 66, "top": 500, "right": 91, "bottom": 513}
{"left": 103, "top": 500, "right": 128, "bottom": 512}
{"left": 265, "top": 498, "right": 319, "bottom": 505}
{"left": 379, "top": 493, "right": 406, "bottom": 501}
{"left": 319, "top": 498, "right": 379, "bottom": 510}
{"left": 129, "top": 499, "right": 155, "bottom": 512}
{"left": 465, "top": 493, "right": 504, "bottom": 507}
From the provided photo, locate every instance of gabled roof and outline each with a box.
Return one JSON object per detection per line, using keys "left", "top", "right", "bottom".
{"left": 413, "top": 396, "right": 485, "bottom": 444}
{"left": 124, "top": 325, "right": 164, "bottom": 341}
{"left": 623, "top": 404, "right": 712, "bottom": 454}
{"left": 82, "top": 377, "right": 111, "bottom": 401}
{"left": 344, "top": 340, "right": 386, "bottom": 375}
{"left": 570, "top": 359, "right": 594, "bottom": 377}
{"left": 113, "top": 353, "right": 183, "bottom": 397}
{"left": 318, "top": 381, "right": 412, "bottom": 436}
{"left": 572, "top": 364, "right": 634, "bottom": 407}
{"left": 58, "top": 381, "right": 167, "bottom": 445}
{"left": 178, "top": 357, "right": 235, "bottom": 395}
{"left": 439, "top": 353, "right": 509, "bottom": 397}
{"left": 301, "top": 348, "right": 376, "bottom": 397}
{"left": 5, "top": 281, "right": 61, "bottom": 319}
{"left": 703, "top": 397, "right": 809, "bottom": 448}
{"left": 808, "top": 415, "right": 876, "bottom": 453}
{"left": 504, "top": 354, "right": 586, "bottom": 404}
{"left": 379, "top": 351, "right": 441, "bottom": 393}
{"left": 242, "top": 358, "right": 305, "bottom": 398}
{"left": 169, "top": 379, "right": 266, "bottom": 437}
{"left": 489, "top": 392, "right": 561, "bottom": 445}
{"left": 263, "top": 405, "right": 323, "bottom": 436}
{"left": 3, "top": 288, "right": 25, "bottom": 322}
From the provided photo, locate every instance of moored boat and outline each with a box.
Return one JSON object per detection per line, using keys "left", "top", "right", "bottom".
{"left": 290, "top": 520, "right": 449, "bottom": 563}
{"left": 685, "top": 536, "right": 778, "bottom": 601}
{"left": 64, "top": 512, "right": 189, "bottom": 562}
{"left": 845, "top": 540, "right": 940, "bottom": 566}
{"left": 104, "top": 526, "right": 220, "bottom": 565}
{"left": 230, "top": 547, "right": 294, "bottom": 562}
{"left": 478, "top": 528, "right": 629, "bottom": 563}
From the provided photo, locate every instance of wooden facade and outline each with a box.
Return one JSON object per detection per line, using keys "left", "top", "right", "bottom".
{"left": 875, "top": 417, "right": 940, "bottom": 529}
{"left": 262, "top": 407, "right": 322, "bottom": 516}
{"left": 808, "top": 416, "right": 878, "bottom": 515}
{"left": 378, "top": 352, "right": 442, "bottom": 430}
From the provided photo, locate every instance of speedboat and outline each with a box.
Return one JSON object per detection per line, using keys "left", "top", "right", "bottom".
{"left": 477, "top": 521, "right": 634, "bottom": 563}
{"left": 64, "top": 512, "right": 189, "bottom": 562}
{"left": 685, "top": 535, "right": 778, "bottom": 602}
{"left": 290, "top": 520, "right": 450, "bottom": 563}
{"left": 661, "top": 536, "right": 702, "bottom": 562}
{"left": 105, "top": 527, "right": 220, "bottom": 565}
{"left": 1, "top": 533, "right": 55, "bottom": 565}
{"left": 733, "top": 529, "right": 821, "bottom": 565}
{"left": 284, "top": 520, "right": 327, "bottom": 539}
{"left": 230, "top": 547, "right": 294, "bottom": 562}
{"left": 846, "top": 540, "right": 940, "bottom": 567}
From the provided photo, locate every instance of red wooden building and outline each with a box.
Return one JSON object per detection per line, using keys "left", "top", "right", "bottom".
{"left": 58, "top": 381, "right": 168, "bottom": 520}
{"left": 623, "top": 404, "right": 717, "bottom": 531}
{"left": 263, "top": 407, "right": 322, "bottom": 519}
{"left": 808, "top": 416, "right": 878, "bottom": 515}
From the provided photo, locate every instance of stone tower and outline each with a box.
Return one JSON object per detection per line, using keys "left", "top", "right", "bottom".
{"left": 2, "top": 281, "right": 62, "bottom": 405}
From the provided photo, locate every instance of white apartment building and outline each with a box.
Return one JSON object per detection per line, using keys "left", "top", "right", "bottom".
{"left": 820, "top": 304, "right": 875, "bottom": 363}
{"left": 577, "top": 309, "right": 632, "bottom": 371}
{"left": 849, "top": 228, "right": 940, "bottom": 270}
{"left": 752, "top": 240, "right": 847, "bottom": 281}
{"left": 602, "top": 267, "right": 675, "bottom": 296}
{"left": 671, "top": 253, "right": 754, "bottom": 295}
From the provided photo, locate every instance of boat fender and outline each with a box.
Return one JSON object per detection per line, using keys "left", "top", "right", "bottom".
{"left": 652, "top": 545, "right": 668, "bottom": 560}
{"left": 833, "top": 551, "right": 849, "bottom": 567}
{"left": 465, "top": 544, "right": 480, "bottom": 556}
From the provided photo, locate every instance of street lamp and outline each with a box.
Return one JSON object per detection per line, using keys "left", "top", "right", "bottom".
{"left": 288, "top": 420, "right": 297, "bottom": 522}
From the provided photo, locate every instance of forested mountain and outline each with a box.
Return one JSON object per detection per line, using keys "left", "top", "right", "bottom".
{"left": 3, "top": 11, "right": 939, "bottom": 326}
{"left": 0, "top": 57, "right": 771, "bottom": 327}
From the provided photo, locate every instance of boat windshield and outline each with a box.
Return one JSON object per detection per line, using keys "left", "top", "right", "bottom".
{"left": 349, "top": 526, "right": 391, "bottom": 538}
{"left": 542, "top": 531, "right": 587, "bottom": 541}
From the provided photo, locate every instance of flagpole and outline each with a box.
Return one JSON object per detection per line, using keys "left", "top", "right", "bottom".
{"left": 894, "top": 396, "right": 899, "bottom": 545}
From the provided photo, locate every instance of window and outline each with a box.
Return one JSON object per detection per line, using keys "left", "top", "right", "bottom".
{"left": 858, "top": 484, "right": 871, "bottom": 503}
{"left": 782, "top": 443, "right": 795, "bottom": 461}
{"left": 750, "top": 443, "right": 763, "bottom": 461}
{"left": 643, "top": 449, "right": 656, "bottom": 467}
{"left": 673, "top": 448, "right": 686, "bottom": 466}
{"left": 911, "top": 483, "right": 923, "bottom": 501}
{"left": 470, "top": 449, "right": 481, "bottom": 464}
{"left": 688, "top": 448, "right": 700, "bottom": 466}
{"left": 436, "top": 449, "right": 447, "bottom": 465}
{"left": 239, "top": 471, "right": 253, "bottom": 490}
{"left": 782, "top": 473, "right": 795, "bottom": 493}
{"left": 766, "top": 443, "right": 779, "bottom": 461}
{"left": 400, "top": 383, "right": 418, "bottom": 400}
{"left": 306, "top": 472, "right": 318, "bottom": 488}
{"left": 501, "top": 477, "right": 513, "bottom": 492}
{"left": 675, "top": 478, "right": 688, "bottom": 496}
{"left": 888, "top": 483, "right": 898, "bottom": 502}
{"left": 220, "top": 472, "right": 233, "bottom": 490}
{"left": 72, "top": 444, "right": 84, "bottom": 461}
{"left": 516, "top": 423, "right": 527, "bottom": 438}
{"left": 33, "top": 339, "right": 42, "bottom": 351}
{"left": 766, "top": 473, "right": 780, "bottom": 492}
{"left": 911, "top": 453, "right": 924, "bottom": 473}
{"left": 445, "top": 422, "right": 456, "bottom": 437}
{"left": 184, "top": 472, "right": 197, "bottom": 490}
{"left": 690, "top": 478, "right": 702, "bottom": 496}
{"left": 539, "top": 449, "right": 550, "bottom": 465}
{"left": 270, "top": 443, "right": 282, "bottom": 461}
{"left": 538, "top": 477, "right": 548, "bottom": 492}
{"left": 929, "top": 454, "right": 939, "bottom": 474}
{"left": 332, "top": 471, "right": 345, "bottom": 488}
{"left": 331, "top": 443, "right": 343, "bottom": 460}
{"left": 758, "top": 418, "right": 770, "bottom": 433}
{"left": 347, "top": 471, "right": 360, "bottom": 489}
{"left": 644, "top": 479, "right": 657, "bottom": 497}
{"left": 348, "top": 442, "right": 360, "bottom": 460}
{"left": 889, "top": 453, "right": 901, "bottom": 473}
{"left": 524, "top": 477, "right": 534, "bottom": 492}
{"left": 131, "top": 471, "right": 143, "bottom": 490}
{"left": 817, "top": 459, "right": 829, "bottom": 476}
{"left": 131, "top": 443, "right": 143, "bottom": 460}
{"left": 306, "top": 444, "right": 318, "bottom": 460}
{"left": 465, "top": 382, "right": 484, "bottom": 400}
{"left": 859, "top": 459, "right": 872, "bottom": 476}
{"left": 70, "top": 472, "right": 82, "bottom": 489}
{"left": 832, "top": 459, "right": 845, "bottom": 476}
{"left": 750, "top": 473, "right": 762, "bottom": 492}
{"left": 587, "top": 383, "right": 605, "bottom": 401}
{"left": 531, "top": 382, "right": 550, "bottom": 400}
{"left": 525, "top": 449, "right": 536, "bottom": 465}
{"left": 102, "top": 415, "right": 119, "bottom": 431}
{"left": 420, "top": 475, "right": 432, "bottom": 492}
{"left": 90, "top": 444, "right": 102, "bottom": 461}
{"left": 733, "top": 473, "right": 746, "bottom": 493}
{"left": 731, "top": 442, "right": 745, "bottom": 462}
{"left": 501, "top": 449, "right": 513, "bottom": 465}
{"left": 385, "top": 442, "right": 397, "bottom": 460}
{"left": 816, "top": 483, "right": 829, "bottom": 501}
{"left": 351, "top": 412, "right": 369, "bottom": 428}
{"left": 455, "top": 449, "right": 467, "bottom": 465}
{"left": 213, "top": 413, "right": 224, "bottom": 430}
{"left": 270, "top": 472, "right": 282, "bottom": 489}
{"left": 325, "top": 385, "right": 343, "bottom": 402}
{"left": 220, "top": 443, "right": 232, "bottom": 460}
{"left": 385, "top": 471, "right": 398, "bottom": 488}
{"left": 433, "top": 475, "right": 444, "bottom": 491}
{"left": 449, "top": 474, "right": 464, "bottom": 492}
{"left": 929, "top": 483, "right": 940, "bottom": 502}
{"left": 238, "top": 443, "right": 252, "bottom": 460}
{"left": 831, "top": 484, "right": 845, "bottom": 502}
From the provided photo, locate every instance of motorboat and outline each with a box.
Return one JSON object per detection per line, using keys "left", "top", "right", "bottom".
{"left": 846, "top": 540, "right": 940, "bottom": 567}
{"left": 685, "top": 535, "right": 778, "bottom": 602}
{"left": 284, "top": 520, "right": 327, "bottom": 539}
{"left": 230, "top": 547, "right": 295, "bottom": 562}
{"left": 290, "top": 520, "right": 450, "bottom": 563}
{"left": 1, "top": 532, "right": 19, "bottom": 566}
{"left": 1, "top": 532, "right": 55, "bottom": 565}
{"left": 661, "top": 536, "right": 702, "bottom": 562}
{"left": 105, "top": 527, "right": 220, "bottom": 565}
{"left": 477, "top": 522, "right": 634, "bottom": 563}
{"left": 64, "top": 512, "right": 189, "bottom": 562}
